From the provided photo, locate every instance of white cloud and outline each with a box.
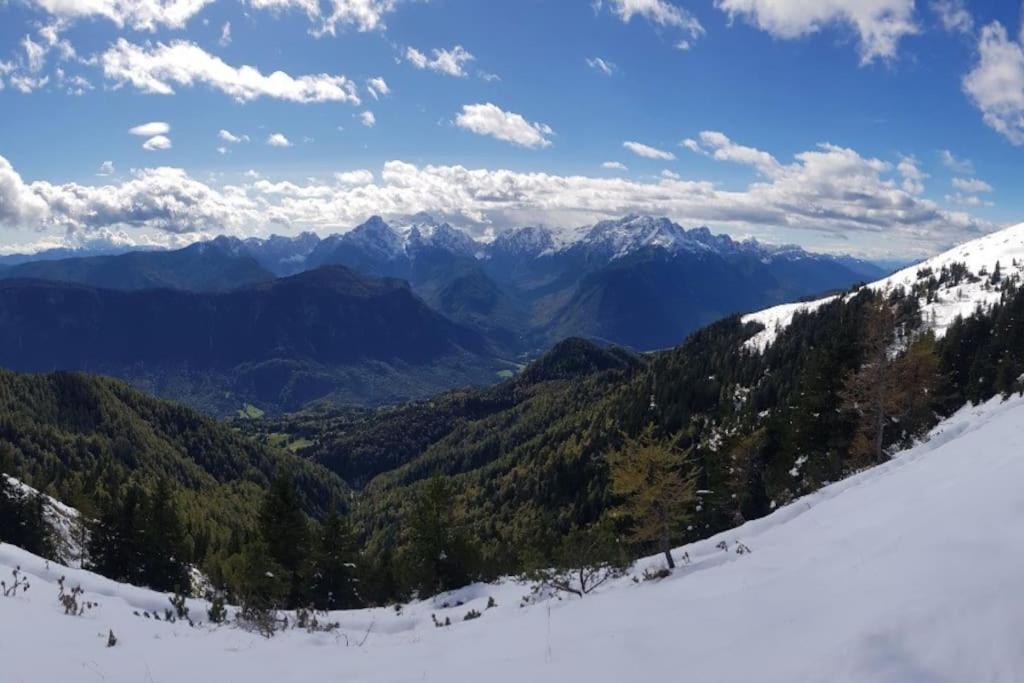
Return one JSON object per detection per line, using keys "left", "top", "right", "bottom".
{"left": 266, "top": 133, "right": 292, "bottom": 147}
{"left": 945, "top": 192, "right": 991, "bottom": 207}
{"left": 0, "top": 136, "right": 995, "bottom": 257}
{"left": 939, "top": 149, "right": 974, "bottom": 174}
{"left": 963, "top": 22, "right": 1024, "bottom": 145}
{"left": 715, "top": 0, "right": 917, "bottom": 64}
{"left": 101, "top": 38, "right": 361, "bottom": 105}
{"left": 896, "top": 156, "right": 928, "bottom": 195}
{"left": 952, "top": 177, "right": 993, "bottom": 193}
{"left": 219, "top": 21, "right": 232, "bottom": 46}
{"left": 218, "top": 129, "right": 249, "bottom": 143}
{"left": 317, "top": 0, "right": 399, "bottom": 34}
{"left": 24, "top": 0, "right": 214, "bottom": 31}
{"left": 455, "top": 103, "right": 554, "bottom": 149}
{"left": 366, "top": 76, "right": 389, "bottom": 99}
{"left": 129, "top": 121, "right": 170, "bottom": 136}
{"left": 686, "top": 131, "right": 781, "bottom": 176}
{"left": 405, "top": 45, "right": 475, "bottom": 77}
{"left": 97, "top": 161, "right": 115, "bottom": 176}
{"left": 247, "top": 0, "right": 320, "bottom": 16}
{"left": 586, "top": 57, "right": 615, "bottom": 76}
{"left": 661, "top": 169, "right": 681, "bottom": 180}
{"left": 623, "top": 141, "right": 675, "bottom": 160}
{"left": 216, "top": 146, "right": 228, "bottom": 155}
{"left": 142, "top": 134, "right": 172, "bottom": 151}
{"left": 604, "top": 0, "right": 705, "bottom": 37}
{"left": 602, "top": 161, "right": 628, "bottom": 170}
{"left": 359, "top": 110, "right": 376, "bottom": 127}
{"left": 931, "top": 0, "right": 972, "bottom": 35}
{"left": 335, "top": 169, "right": 375, "bottom": 185}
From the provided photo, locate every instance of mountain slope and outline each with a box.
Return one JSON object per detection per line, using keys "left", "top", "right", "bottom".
{"left": 0, "top": 239, "right": 274, "bottom": 292}
{"left": 744, "top": 221, "right": 1024, "bottom": 351}
{"left": 0, "top": 267, "right": 510, "bottom": 414}
{"left": 0, "top": 368, "right": 348, "bottom": 555}
{"left": 4, "top": 393, "right": 1023, "bottom": 682}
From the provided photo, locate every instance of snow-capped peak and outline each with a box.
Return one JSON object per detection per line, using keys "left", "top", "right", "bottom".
{"left": 743, "top": 221, "right": 1024, "bottom": 352}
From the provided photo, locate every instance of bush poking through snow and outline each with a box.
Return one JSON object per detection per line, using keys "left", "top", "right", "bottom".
{"left": 463, "top": 609, "right": 481, "bottom": 621}
{"left": 207, "top": 593, "right": 227, "bottom": 624}
{"left": 106, "top": 630, "right": 117, "bottom": 648}
{"left": 642, "top": 567, "right": 672, "bottom": 582}
{"left": 523, "top": 523, "right": 627, "bottom": 599}
{"left": 2, "top": 566, "right": 30, "bottom": 597}
{"left": 57, "top": 576, "right": 94, "bottom": 616}
{"left": 431, "top": 614, "right": 451, "bottom": 628}
{"left": 295, "top": 606, "right": 340, "bottom": 633}
{"left": 486, "top": 596, "right": 496, "bottom": 609}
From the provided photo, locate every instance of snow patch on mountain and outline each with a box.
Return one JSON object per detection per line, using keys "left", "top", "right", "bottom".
{"left": 743, "top": 221, "right": 1024, "bottom": 352}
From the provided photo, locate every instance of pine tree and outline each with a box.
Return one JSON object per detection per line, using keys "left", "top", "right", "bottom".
{"left": 88, "top": 484, "right": 146, "bottom": 583}
{"left": 400, "top": 476, "right": 476, "bottom": 597}
{"left": 140, "top": 479, "right": 191, "bottom": 593}
{"left": 0, "top": 476, "right": 56, "bottom": 559}
{"left": 258, "top": 472, "right": 311, "bottom": 606}
{"left": 311, "top": 509, "right": 360, "bottom": 610}
{"left": 608, "top": 424, "right": 697, "bottom": 569}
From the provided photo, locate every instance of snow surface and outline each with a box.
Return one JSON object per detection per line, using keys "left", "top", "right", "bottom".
{"left": 4, "top": 394, "right": 1024, "bottom": 681}
{"left": 4, "top": 475, "right": 86, "bottom": 568}
{"left": 743, "top": 221, "right": 1024, "bottom": 352}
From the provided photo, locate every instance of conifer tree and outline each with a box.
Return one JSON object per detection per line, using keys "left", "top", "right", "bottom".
{"left": 140, "top": 478, "right": 191, "bottom": 592}
{"left": 258, "top": 472, "right": 311, "bottom": 605}
{"left": 608, "top": 424, "right": 697, "bottom": 569}
{"left": 0, "top": 476, "right": 56, "bottom": 559}
{"left": 311, "top": 509, "right": 360, "bottom": 610}
{"left": 88, "top": 484, "right": 146, "bottom": 583}
{"left": 400, "top": 476, "right": 476, "bottom": 596}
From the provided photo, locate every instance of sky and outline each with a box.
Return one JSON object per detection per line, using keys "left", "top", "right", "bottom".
{"left": 0, "top": 0, "right": 1022, "bottom": 259}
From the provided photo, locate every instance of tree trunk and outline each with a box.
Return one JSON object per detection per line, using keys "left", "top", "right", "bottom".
{"left": 662, "top": 520, "right": 675, "bottom": 569}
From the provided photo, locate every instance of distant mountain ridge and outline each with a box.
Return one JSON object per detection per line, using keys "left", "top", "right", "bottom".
{"left": 0, "top": 266, "right": 510, "bottom": 415}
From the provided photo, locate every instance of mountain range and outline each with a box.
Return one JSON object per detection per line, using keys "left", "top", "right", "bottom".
{"left": 0, "top": 215, "right": 886, "bottom": 413}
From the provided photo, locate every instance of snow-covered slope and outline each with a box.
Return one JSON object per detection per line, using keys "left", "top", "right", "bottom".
{"left": 4, "top": 475, "right": 86, "bottom": 568}
{"left": 4, "top": 394, "right": 1024, "bottom": 682}
{"left": 743, "top": 221, "right": 1024, "bottom": 352}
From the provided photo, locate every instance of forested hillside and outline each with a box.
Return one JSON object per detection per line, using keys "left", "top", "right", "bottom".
{"left": 0, "top": 370, "right": 349, "bottom": 591}
{"left": 247, "top": 257, "right": 1024, "bottom": 599}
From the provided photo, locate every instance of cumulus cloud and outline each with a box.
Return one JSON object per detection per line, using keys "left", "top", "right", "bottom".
{"left": 335, "top": 169, "right": 375, "bottom": 185}
{"left": 359, "top": 111, "right": 376, "bottom": 127}
{"left": 586, "top": 57, "right": 615, "bottom": 76}
{"left": 266, "top": 133, "right": 292, "bottom": 147}
{"left": 0, "top": 133, "right": 996, "bottom": 257}
{"left": 405, "top": 45, "right": 474, "bottom": 77}
{"left": 603, "top": 0, "right": 705, "bottom": 37}
{"left": 218, "top": 129, "right": 249, "bottom": 143}
{"left": 623, "top": 141, "right": 675, "bottom": 160}
{"left": 685, "top": 131, "right": 781, "bottom": 175}
{"left": 97, "top": 161, "right": 115, "bottom": 176}
{"left": 101, "top": 38, "right": 361, "bottom": 105}
{"left": 130, "top": 121, "right": 170, "bottom": 136}
{"left": 247, "top": 0, "right": 320, "bottom": 15}
{"left": 455, "top": 103, "right": 554, "bottom": 149}
{"left": 952, "top": 177, "right": 993, "bottom": 193}
{"left": 219, "top": 21, "right": 232, "bottom": 46}
{"left": 366, "top": 76, "right": 389, "bottom": 99}
{"left": 931, "top": 0, "right": 972, "bottom": 35}
{"left": 939, "top": 149, "right": 974, "bottom": 174}
{"left": 716, "top": 0, "right": 917, "bottom": 64}
{"left": 602, "top": 161, "right": 628, "bottom": 170}
{"left": 963, "top": 22, "right": 1024, "bottom": 145}
{"left": 142, "top": 135, "right": 172, "bottom": 151}
{"left": 317, "top": 0, "right": 400, "bottom": 34}
{"left": 896, "top": 156, "right": 928, "bottom": 195}
{"left": 24, "top": 0, "right": 214, "bottom": 31}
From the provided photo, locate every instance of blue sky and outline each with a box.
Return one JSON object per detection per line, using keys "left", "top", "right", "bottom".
{"left": 0, "top": 0, "right": 1022, "bottom": 258}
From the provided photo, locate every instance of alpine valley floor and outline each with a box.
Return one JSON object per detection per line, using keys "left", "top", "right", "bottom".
{"left": 3, "top": 393, "right": 1024, "bottom": 682}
